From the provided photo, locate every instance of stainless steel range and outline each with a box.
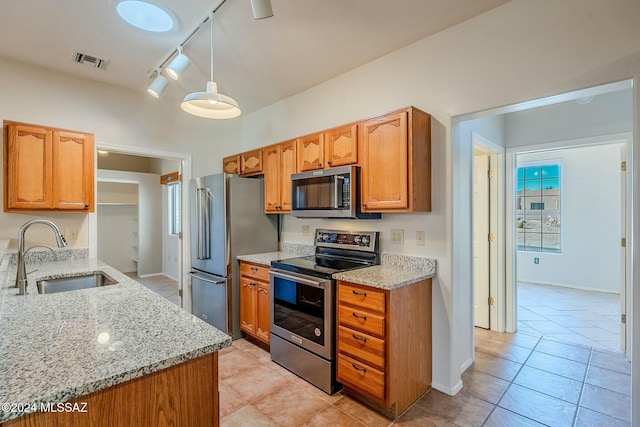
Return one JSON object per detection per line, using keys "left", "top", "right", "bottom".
{"left": 270, "top": 229, "right": 380, "bottom": 394}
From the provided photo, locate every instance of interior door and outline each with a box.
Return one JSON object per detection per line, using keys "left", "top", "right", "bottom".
{"left": 474, "top": 151, "right": 490, "bottom": 328}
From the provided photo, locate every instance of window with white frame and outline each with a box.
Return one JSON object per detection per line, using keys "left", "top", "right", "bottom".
{"left": 168, "top": 182, "right": 180, "bottom": 236}
{"left": 516, "top": 163, "right": 561, "bottom": 253}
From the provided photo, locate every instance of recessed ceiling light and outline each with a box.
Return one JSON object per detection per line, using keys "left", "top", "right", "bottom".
{"left": 116, "top": 0, "right": 175, "bottom": 33}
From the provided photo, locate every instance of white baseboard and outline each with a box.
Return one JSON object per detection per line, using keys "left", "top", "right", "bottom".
{"left": 432, "top": 379, "right": 464, "bottom": 396}
{"left": 518, "top": 280, "right": 620, "bottom": 295}
{"left": 162, "top": 273, "right": 178, "bottom": 282}
{"left": 137, "top": 272, "right": 164, "bottom": 279}
{"left": 460, "top": 357, "right": 474, "bottom": 372}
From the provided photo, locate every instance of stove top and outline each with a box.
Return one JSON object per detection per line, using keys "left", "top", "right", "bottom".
{"left": 271, "top": 229, "right": 380, "bottom": 279}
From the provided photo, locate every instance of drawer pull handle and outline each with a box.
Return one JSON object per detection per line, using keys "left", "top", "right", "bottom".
{"left": 352, "top": 290, "right": 367, "bottom": 297}
{"left": 352, "top": 363, "right": 367, "bottom": 373}
{"left": 250, "top": 267, "right": 258, "bottom": 271}
{"left": 352, "top": 333, "right": 367, "bottom": 343}
{"left": 352, "top": 312, "right": 367, "bottom": 320}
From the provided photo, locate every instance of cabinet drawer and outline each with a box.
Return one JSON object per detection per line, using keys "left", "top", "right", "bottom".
{"left": 338, "top": 325, "right": 385, "bottom": 370}
{"left": 337, "top": 353, "right": 385, "bottom": 400}
{"left": 338, "top": 282, "right": 386, "bottom": 314}
{"left": 338, "top": 305, "right": 385, "bottom": 337}
{"left": 240, "top": 262, "right": 270, "bottom": 282}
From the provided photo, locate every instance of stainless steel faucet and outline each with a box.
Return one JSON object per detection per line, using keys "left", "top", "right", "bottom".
{"left": 15, "top": 219, "right": 67, "bottom": 295}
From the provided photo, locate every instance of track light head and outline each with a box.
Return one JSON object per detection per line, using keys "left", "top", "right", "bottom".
{"left": 250, "top": 0, "right": 273, "bottom": 19}
{"left": 166, "top": 48, "right": 190, "bottom": 80}
{"left": 147, "top": 71, "right": 168, "bottom": 98}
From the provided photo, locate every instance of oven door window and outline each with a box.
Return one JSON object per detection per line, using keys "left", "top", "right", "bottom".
{"left": 273, "top": 276, "right": 325, "bottom": 345}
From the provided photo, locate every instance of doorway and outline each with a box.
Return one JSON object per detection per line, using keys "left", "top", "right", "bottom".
{"left": 90, "top": 146, "right": 191, "bottom": 309}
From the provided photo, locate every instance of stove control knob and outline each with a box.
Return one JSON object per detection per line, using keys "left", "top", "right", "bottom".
{"left": 354, "top": 236, "right": 362, "bottom": 244}
{"left": 361, "top": 236, "right": 370, "bottom": 246}
{"left": 321, "top": 233, "right": 329, "bottom": 242}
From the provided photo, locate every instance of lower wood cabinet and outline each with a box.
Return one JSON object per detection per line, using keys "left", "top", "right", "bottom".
{"left": 2, "top": 353, "right": 220, "bottom": 427}
{"left": 239, "top": 262, "right": 271, "bottom": 344}
{"left": 336, "top": 279, "right": 432, "bottom": 419}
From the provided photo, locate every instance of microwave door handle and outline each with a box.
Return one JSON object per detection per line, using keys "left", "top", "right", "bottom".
{"left": 334, "top": 176, "right": 344, "bottom": 209}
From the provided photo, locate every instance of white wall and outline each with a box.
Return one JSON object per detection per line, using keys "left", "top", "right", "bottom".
{"left": 516, "top": 144, "right": 623, "bottom": 293}
{"left": 239, "top": 0, "right": 640, "bottom": 394}
{"left": 155, "top": 159, "right": 181, "bottom": 281}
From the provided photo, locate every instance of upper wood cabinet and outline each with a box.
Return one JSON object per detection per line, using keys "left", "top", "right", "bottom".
{"left": 324, "top": 123, "right": 358, "bottom": 167}
{"left": 359, "top": 107, "right": 431, "bottom": 213}
{"left": 297, "top": 132, "right": 325, "bottom": 172}
{"left": 263, "top": 140, "right": 296, "bottom": 213}
{"left": 240, "top": 149, "right": 263, "bottom": 176}
{"left": 223, "top": 155, "right": 241, "bottom": 174}
{"left": 4, "top": 121, "right": 94, "bottom": 212}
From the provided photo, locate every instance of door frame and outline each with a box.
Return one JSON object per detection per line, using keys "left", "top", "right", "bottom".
{"left": 472, "top": 133, "right": 505, "bottom": 331}
{"left": 90, "top": 143, "right": 192, "bottom": 311}
{"left": 505, "top": 133, "right": 631, "bottom": 348}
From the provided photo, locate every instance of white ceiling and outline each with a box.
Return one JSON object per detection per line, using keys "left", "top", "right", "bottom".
{"left": 0, "top": 0, "right": 509, "bottom": 114}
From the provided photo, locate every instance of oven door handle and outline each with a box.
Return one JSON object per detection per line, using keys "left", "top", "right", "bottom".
{"left": 270, "top": 270, "right": 330, "bottom": 288}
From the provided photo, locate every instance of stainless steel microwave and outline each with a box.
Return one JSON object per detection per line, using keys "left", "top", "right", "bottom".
{"left": 290, "top": 165, "right": 381, "bottom": 219}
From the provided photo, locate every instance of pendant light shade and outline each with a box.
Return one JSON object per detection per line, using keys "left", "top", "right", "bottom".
{"left": 181, "top": 12, "right": 241, "bottom": 119}
{"left": 250, "top": 0, "right": 273, "bottom": 19}
{"left": 147, "top": 71, "right": 168, "bottom": 98}
{"left": 181, "top": 81, "right": 241, "bottom": 118}
{"left": 166, "top": 48, "right": 190, "bottom": 80}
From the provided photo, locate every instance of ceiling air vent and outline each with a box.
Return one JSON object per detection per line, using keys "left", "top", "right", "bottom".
{"left": 72, "top": 51, "right": 109, "bottom": 70}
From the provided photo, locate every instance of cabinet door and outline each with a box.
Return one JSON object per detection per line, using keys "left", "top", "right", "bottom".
{"left": 263, "top": 145, "right": 281, "bottom": 213}
{"left": 279, "top": 140, "right": 297, "bottom": 212}
{"left": 52, "top": 130, "right": 94, "bottom": 211}
{"left": 5, "top": 123, "right": 53, "bottom": 210}
{"left": 240, "top": 149, "right": 263, "bottom": 176}
{"left": 256, "top": 282, "right": 271, "bottom": 344}
{"left": 360, "top": 111, "right": 409, "bottom": 211}
{"left": 223, "top": 155, "right": 241, "bottom": 174}
{"left": 240, "top": 277, "right": 256, "bottom": 335}
{"left": 297, "top": 133, "right": 324, "bottom": 172}
{"left": 325, "top": 124, "right": 358, "bottom": 167}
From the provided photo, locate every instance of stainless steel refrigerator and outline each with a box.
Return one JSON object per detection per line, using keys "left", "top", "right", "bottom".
{"left": 189, "top": 174, "right": 277, "bottom": 339}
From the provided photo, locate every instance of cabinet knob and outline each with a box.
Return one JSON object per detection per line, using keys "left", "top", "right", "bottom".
{"left": 327, "top": 161, "right": 332, "bottom": 165}
{"left": 317, "top": 162, "right": 322, "bottom": 167}
{"left": 84, "top": 204, "right": 90, "bottom": 209}
{"left": 362, "top": 203, "right": 367, "bottom": 208}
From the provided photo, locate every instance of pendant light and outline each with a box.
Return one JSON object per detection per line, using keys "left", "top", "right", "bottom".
{"left": 181, "top": 12, "right": 241, "bottom": 119}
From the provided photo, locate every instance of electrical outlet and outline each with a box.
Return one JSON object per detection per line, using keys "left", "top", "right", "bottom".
{"left": 534, "top": 257, "right": 540, "bottom": 264}
{"left": 67, "top": 227, "right": 79, "bottom": 241}
{"left": 391, "top": 229, "right": 404, "bottom": 245}
{"left": 416, "top": 231, "right": 425, "bottom": 246}
{"left": 302, "top": 225, "right": 310, "bottom": 237}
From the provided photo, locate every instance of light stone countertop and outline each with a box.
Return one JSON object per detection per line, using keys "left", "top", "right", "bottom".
{"left": 0, "top": 245, "right": 231, "bottom": 423}
{"left": 236, "top": 243, "right": 315, "bottom": 267}
{"left": 238, "top": 245, "right": 437, "bottom": 291}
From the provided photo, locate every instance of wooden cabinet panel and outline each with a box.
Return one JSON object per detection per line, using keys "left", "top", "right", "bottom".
{"left": 52, "top": 130, "right": 94, "bottom": 211}
{"left": 360, "top": 111, "right": 409, "bottom": 210}
{"left": 338, "top": 282, "right": 386, "bottom": 314}
{"left": 4, "top": 121, "right": 94, "bottom": 212}
{"left": 4, "top": 123, "right": 52, "bottom": 210}
{"left": 240, "top": 262, "right": 270, "bottom": 282}
{"left": 338, "top": 353, "right": 385, "bottom": 400}
{"left": 240, "top": 277, "right": 256, "bottom": 335}
{"left": 338, "top": 325, "right": 385, "bottom": 370}
{"left": 297, "top": 133, "right": 324, "bottom": 172}
{"left": 360, "top": 107, "right": 431, "bottom": 213}
{"left": 263, "top": 145, "right": 281, "bottom": 212}
{"left": 325, "top": 123, "right": 358, "bottom": 167}
{"left": 223, "top": 155, "right": 241, "bottom": 174}
{"left": 240, "top": 149, "right": 263, "bottom": 176}
{"left": 279, "top": 140, "right": 296, "bottom": 211}
{"left": 338, "top": 305, "right": 385, "bottom": 338}
{"left": 256, "top": 282, "right": 270, "bottom": 343}
{"left": 239, "top": 262, "right": 270, "bottom": 345}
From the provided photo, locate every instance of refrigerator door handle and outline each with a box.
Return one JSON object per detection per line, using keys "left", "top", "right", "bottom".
{"left": 188, "top": 271, "right": 226, "bottom": 285}
{"left": 196, "top": 188, "right": 211, "bottom": 260}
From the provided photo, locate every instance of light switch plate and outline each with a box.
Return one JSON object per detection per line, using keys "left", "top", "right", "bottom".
{"left": 67, "top": 227, "right": 79, "bottom": 241}
{"left": 391, "top": 229, "right": 404, "bottom": 245}
{"left": 416, "top": 231, "right": 425, "bottom": 246}
{"left": 302, "top": 225, "right": 310, "bottom": 237}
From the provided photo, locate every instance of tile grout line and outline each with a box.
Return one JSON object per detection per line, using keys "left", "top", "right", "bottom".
{"left": 480, "top": 334, "right": 543, "bottom": 426}
{"left": 571, "top": 347, "right": 593, "bottom": 427}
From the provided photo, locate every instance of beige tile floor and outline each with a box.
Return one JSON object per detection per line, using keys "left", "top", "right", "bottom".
{"left": 518, "top": 282, "right": 622, "bottom": 351}
{"left": 219, "top": 330, "right": 631, "bottom": 426}
{"left": 135, "top": 276, "right": 631, "bottom": 426}
{"left": 126, "top": 273, "right": 180, "bottom": 306}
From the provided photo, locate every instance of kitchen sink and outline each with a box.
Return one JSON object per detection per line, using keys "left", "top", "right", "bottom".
{"left": 37, "top": 272, "right": 118, "bottom": 294}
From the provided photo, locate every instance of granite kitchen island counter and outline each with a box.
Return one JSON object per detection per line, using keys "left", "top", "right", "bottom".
{"left": 0, "top": 250, "right": 231, "bottom": 424}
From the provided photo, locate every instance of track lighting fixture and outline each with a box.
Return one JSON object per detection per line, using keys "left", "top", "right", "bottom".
{"left": 166, "top": 47, "right": 190, "bottom": 80}
{"left": 147, "top": 69, "right": 168, "bottom": 98}
{"left": 250, "top": 0, "right": 274, "bottom": 20}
